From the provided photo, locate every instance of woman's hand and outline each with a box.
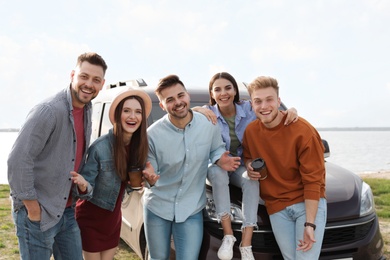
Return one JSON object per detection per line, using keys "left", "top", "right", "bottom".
{"left": 216, "top": 151, "right": 241, "bottom": 172}
{"left": 282, "top": 107, "right": 299, "bottom": 125}
{"left": 192, "top": 106, "right": 217, "bottom": 125}
{"left": 70, "top": 171, "right": 89, "bottom": 192}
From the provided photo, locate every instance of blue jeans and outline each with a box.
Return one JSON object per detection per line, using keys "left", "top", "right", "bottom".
{"left": 207, "top": 165, "right": 260, "bottom": 229}
{"left": 269, "top": 198, "right": 327, "bottom": 260}
{"left": 144, "top": 208, "right": 203, "bottom": 260}
{"left": 12, "top": 206, "right": 83, "bottom": 260}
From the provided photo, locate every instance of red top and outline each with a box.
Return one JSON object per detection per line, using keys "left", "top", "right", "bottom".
{"left": 66, "top": 106, "right": 85, "bottom": 207}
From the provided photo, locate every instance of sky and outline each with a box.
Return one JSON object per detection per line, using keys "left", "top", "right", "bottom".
{"left": 1, "top": 0, "right": 389, "bottom": 129}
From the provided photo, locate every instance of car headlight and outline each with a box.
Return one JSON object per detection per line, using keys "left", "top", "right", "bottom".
{"left": 360, "top": 182, "right": 375, "bottom": 217}
{"left": 204, "top": 198, "right": 244, "bottom": 223}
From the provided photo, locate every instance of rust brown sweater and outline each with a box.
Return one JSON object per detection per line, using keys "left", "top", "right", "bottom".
{"left": 243, "top": 113, "right": 326, "bottom": 215}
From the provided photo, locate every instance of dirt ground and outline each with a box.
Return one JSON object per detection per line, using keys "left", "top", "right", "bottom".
{"left": 358, "top": 170, "right": 390, "bottom": 179}
{"left": 378, "top": 220, "right": 390, "bottom": 258}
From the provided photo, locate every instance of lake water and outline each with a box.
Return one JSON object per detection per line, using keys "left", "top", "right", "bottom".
{"left": 319, "top": 130, "right": 390, "bottom": 173}
{"left": 1, "top": 131, "right": 390, "bottom": 184}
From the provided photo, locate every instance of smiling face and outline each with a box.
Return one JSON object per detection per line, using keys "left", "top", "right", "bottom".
{"left": 210, "top": 78, "right": 237, "bottom": 111}
{"left": 158, "top": 83, "right": 191, "bottom": 127}
{"left": 251, "top": 86, "right": 282, "bottom": 128}
{"left": 70, "top": 61, "right": 105, "bottom": 108}
{"left": 120, "top": 98, "right": 143, "bottom": 141}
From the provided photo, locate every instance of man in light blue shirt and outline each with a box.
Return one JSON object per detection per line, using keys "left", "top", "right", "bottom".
{"left": 143, "top": 74, "right": 241, "bottom": 260}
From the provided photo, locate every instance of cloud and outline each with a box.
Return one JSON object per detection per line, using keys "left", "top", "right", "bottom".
{"left": 1, "top": 0, "right": 390, "bottom": 128}
{"left": 0, "top": 32, "right": 94, "bottom": 128}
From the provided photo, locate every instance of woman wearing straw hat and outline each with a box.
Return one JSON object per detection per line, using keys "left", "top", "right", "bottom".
{"left": 72, "top": 87, "right": 157, "bottom": 260}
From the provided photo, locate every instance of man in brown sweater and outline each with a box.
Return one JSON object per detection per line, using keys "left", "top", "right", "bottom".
{"left": 242, "top": 76, "right": 326, "bottom": 260}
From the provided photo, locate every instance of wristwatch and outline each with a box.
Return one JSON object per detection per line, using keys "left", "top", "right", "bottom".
{"left": 304, "top": 222, "right": 316, "bottom": 230}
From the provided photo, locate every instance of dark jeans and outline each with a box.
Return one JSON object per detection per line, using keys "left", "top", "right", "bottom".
{"left": 13, "top": 206, "right": 83, "bottom": 260}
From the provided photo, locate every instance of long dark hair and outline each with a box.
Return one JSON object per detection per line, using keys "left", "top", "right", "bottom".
{"left": 208, "top": 72, "right": 240, "bottom": 105}
{"left": 113, "top": 96, "right": 148, "bottom": 181}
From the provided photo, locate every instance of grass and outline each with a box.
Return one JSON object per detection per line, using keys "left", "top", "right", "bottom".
{"left": 1, "top": 179, "right": 389, "bottom": 259}
{"left": 362, "top": 177, "right": 390, "bottom": 257}
{"left": 363, "top": 178, "right": 390, "bottom": 218}
{"left": 0, "top": 184, "right": 140, "bottom": 260}
{"left": 0, "top": 185, "right": 19, "bottom": 260}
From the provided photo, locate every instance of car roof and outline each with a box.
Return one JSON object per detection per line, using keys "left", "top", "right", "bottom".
{"left": 94, "top": 78, "right": 251, "bottom": 104}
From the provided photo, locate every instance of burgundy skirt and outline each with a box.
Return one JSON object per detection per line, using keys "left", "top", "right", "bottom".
{"left": 75, "top": 183, "right": 126, "bottom": 252}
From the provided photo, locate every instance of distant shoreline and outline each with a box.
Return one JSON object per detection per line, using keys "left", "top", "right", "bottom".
{"left": 317, "top": 127, "right": 390, "bottom": 131}
{"left": 1, "top": 127, "right": 390, "bottom": 132}
{"left": 0, "top": 129, "right": 19, "bottom": 132}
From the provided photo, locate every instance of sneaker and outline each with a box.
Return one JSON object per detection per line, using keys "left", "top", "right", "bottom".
{"left": 239, "top": 243, "right": 255, "bottom": 260}
{"left": 217, "top": 235, "right": 236, "bottom": 260}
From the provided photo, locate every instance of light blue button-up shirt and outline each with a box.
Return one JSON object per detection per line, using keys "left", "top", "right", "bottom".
{"left": 144, "top": 111, "right": 226, "bottom": 223}
{"left": 206, "top": 100, "right": 256, "bottom": 161}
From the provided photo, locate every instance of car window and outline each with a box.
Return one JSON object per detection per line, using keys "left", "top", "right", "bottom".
{"left": 92, "top": 102, "right": 112, "bottom": 139}
{"left": 99, "top": 102, "right": 112, "bottom": 137}
{"left": 91, "top": 102, "right": 102, "bottom": 140}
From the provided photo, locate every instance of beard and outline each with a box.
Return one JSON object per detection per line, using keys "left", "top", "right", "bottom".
{"left": 170, "top": 103, "right": 190, "bottom": 119}
{"left": 259, "top": 110, "right": 279, "bottom": 127}
{"left": 72, "top": 85, "right": 96, "bottom": 105}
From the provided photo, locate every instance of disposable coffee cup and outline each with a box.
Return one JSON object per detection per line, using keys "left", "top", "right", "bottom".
{"left": 128, "top": 167, "right": 143, "bottom": 190}
{"left": 251, "top": 158, "right": 268, "bottom": 180}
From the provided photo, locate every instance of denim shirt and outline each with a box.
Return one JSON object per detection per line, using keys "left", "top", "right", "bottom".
{"left": 144, "top": 111, "right": 226, "bottom": 223}
{"left": 76, "top": 129, "right": 123, "bottom": 212}
{"left": 7, "top": 86, "right": 92, "bottom": 232}
{"left": 206, "top": 100, "right": 256, "bottom": 161}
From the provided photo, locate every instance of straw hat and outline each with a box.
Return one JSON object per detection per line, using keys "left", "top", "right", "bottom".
{"left": 109, "top": 87, "right": 152, "bottom": 125}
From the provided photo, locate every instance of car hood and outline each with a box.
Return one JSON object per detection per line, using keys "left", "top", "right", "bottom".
{"left": 325, "top": 161, "right": 363, "bottom": 221}
{"left": 209, "top": 161, "right": 365, "bottom": 224}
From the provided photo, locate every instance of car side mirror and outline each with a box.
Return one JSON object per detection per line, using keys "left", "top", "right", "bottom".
{"left": 322, "top": 139, "right": 330, "bottom": 158}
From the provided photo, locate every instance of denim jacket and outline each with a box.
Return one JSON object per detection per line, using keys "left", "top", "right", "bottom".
{"left": 77, "top": 129, "right": 124, "bottom": 212}
{"left": 206, "top": 100, "right": 256, "bottom": 163}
